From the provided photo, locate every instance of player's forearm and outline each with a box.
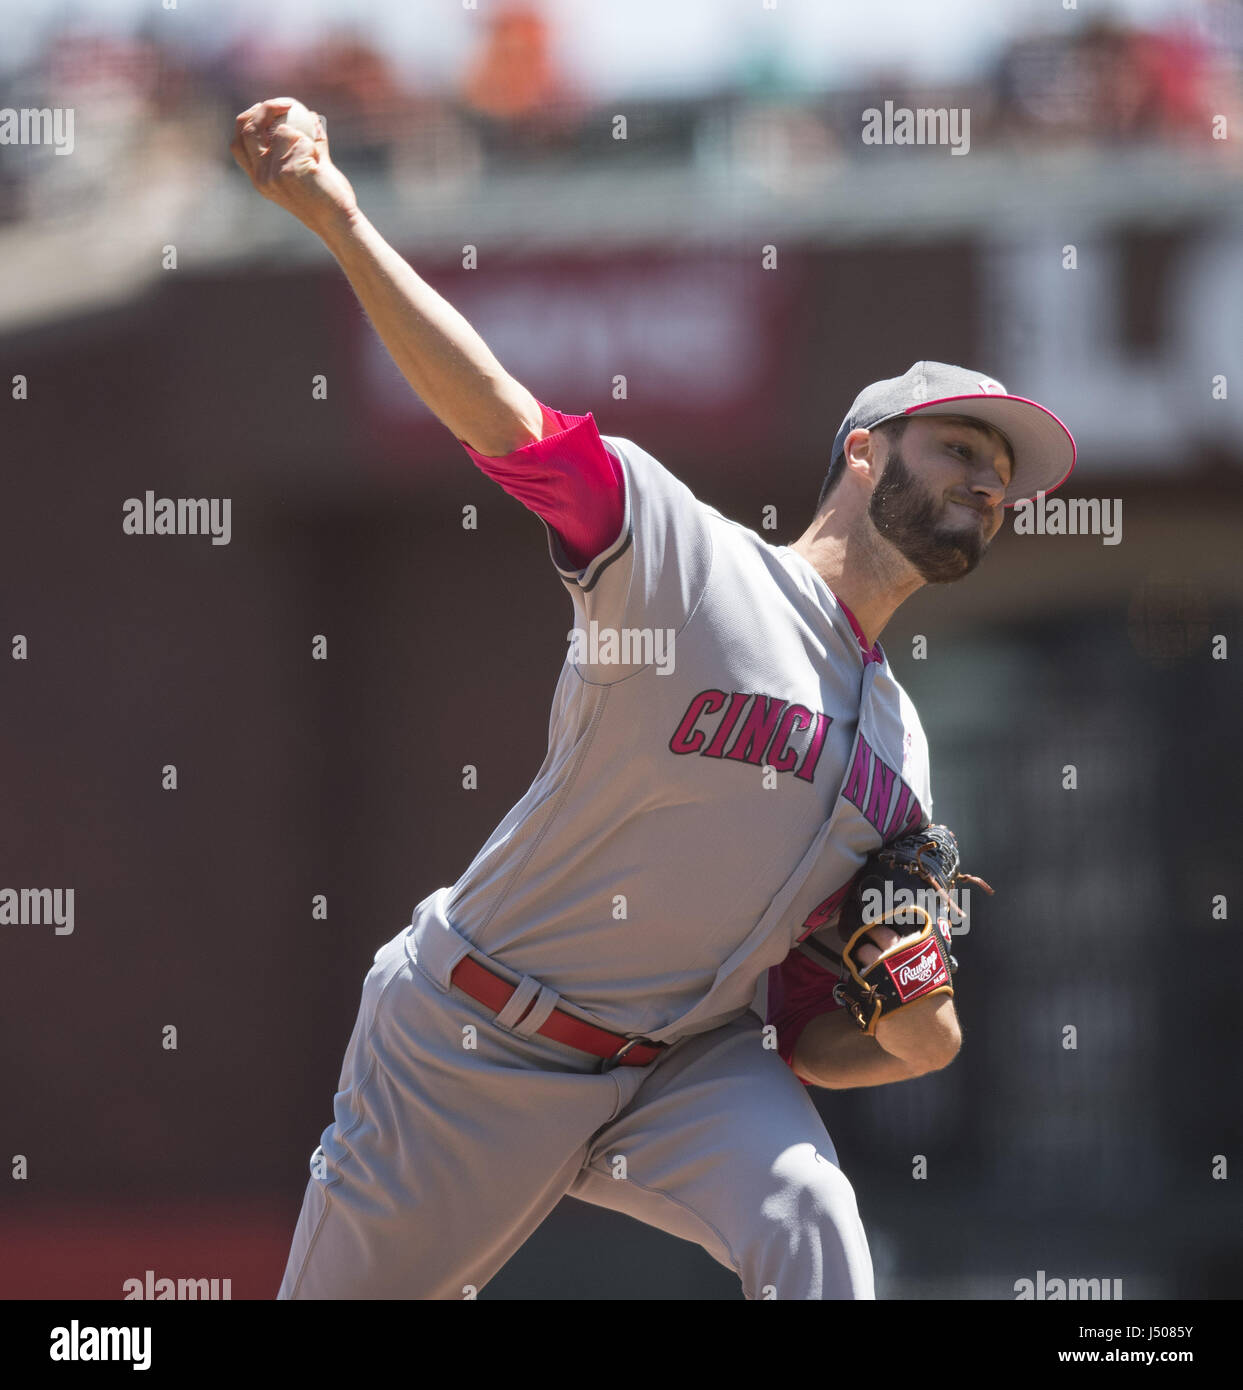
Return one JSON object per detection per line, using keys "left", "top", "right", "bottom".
{"left": 792, "top": 1009, "right": 930, "bottom": 1090}
{"left": 873, "top": 992, "right": 961, "bottom": 1070}
{"left": 318, "top": 207, "right": 543, "bottom": 456}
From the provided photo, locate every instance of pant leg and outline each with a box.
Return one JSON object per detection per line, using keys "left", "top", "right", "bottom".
{"left": 568, "top": 1011, "right": 875, "bottom": 1300}
{"left": 278, "top": 930, "right": 631, "bottom": 1300}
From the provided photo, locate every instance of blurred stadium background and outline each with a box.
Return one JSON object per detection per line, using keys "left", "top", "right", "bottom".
{"left": 2, "top": 0, "right": 1241, "bottom": 1299}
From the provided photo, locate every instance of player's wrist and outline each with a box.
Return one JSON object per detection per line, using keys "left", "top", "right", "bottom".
{"left": 310, "top": 200, "right": 366, "bottom": 251}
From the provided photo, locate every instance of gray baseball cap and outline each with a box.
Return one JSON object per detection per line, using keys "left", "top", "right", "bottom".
{"left": 830, "top": 361, "right": 1076, "bottom": 507}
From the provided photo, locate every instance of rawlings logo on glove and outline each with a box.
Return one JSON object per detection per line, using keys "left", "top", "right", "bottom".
{"left": 893, "top": 939, "right": 944, "bottom": 993}
{"left": 830, "top": 823, "right": 993, "bottom": 1035}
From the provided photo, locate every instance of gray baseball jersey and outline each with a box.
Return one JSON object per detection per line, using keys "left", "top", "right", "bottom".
{"left": 414, "top": 428, "right": 932, "bottom": 1045}
{"left": 278, "top": 416, "right": 933, "bottom": 1300}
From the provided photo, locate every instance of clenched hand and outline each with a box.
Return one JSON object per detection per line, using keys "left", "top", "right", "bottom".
{"left": 230, "top": 99, "right": 359, "bottom": 237}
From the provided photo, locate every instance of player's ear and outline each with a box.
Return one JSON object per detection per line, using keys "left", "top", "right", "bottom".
{"left": 843, "top": 428, "right": 882, "bottom": 486}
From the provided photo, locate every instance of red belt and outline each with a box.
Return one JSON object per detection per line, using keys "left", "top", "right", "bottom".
{"left": 449, "top": 954, "right": 665, "bottom": 1071}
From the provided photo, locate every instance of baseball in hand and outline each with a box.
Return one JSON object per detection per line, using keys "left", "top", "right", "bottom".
{"left": 262, "top": 99, "right": 319, "bottom": 144}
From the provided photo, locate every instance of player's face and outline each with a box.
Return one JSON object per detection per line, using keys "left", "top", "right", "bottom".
{"left": 867, "top": 416, "right": 1011, "bottom": 583}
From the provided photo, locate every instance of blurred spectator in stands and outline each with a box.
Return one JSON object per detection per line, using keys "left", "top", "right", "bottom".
{"left": 290, "top": 28, "right": 415, "bottom": 177}
{"left": 8, "top": 27, "right": 163, "bottom": 221}
{"left": 1130, "top": 25, "right": 1220, "bottom": 137}
{"left": 1080, "top": 19, "right": 1155, "bottom": 138}
{"left": 995, "top": 17, "right": 1226, "bottom": 150}
{"left": 458, "top": 4, "right": 584, "bottom": 162}
{"left": 293, "top": 28, "right": 484, "bottom": 187}
{"left": 1080, "top": 19, "right": 1218, "bottom": 141}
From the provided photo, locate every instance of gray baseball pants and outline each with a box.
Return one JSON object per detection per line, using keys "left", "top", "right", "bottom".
{"left": 276, "top": 925, "right": 874, "bottom": 1300}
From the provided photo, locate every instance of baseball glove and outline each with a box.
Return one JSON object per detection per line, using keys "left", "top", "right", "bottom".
{"left": 830, "top": 823, "right": 993, "bottom": 1035}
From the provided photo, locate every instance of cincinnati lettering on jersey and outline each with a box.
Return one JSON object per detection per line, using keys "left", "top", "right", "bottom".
{"left": 798, "top": 731, "right": 926, "bottom": 937}
{"left": 840, "top": 731, "right": 924, "bottom": 842}
{"left": 669, "top": 689, "right": 830, "bottom": 782}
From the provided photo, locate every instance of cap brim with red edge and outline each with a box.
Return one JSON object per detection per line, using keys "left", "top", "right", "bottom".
{"left": 904, "top": 393, "right": 1076, "bottom": 507}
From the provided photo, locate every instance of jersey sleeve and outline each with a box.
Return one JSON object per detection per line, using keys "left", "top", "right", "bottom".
{"left": 465, "top": 404, "right": 715, "bottom": 681}
{"left": 765, "top": 948, "right": 844, "bottom": 1086}
{"left": 553, "top": 430, "right": 716, "bottom": 679}
{"left": 459, "top": 402, "right": 626, "bottom": 571}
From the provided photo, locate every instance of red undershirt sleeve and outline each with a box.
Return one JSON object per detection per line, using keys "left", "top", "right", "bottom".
{"left": 766, "top": 949, "right": 844, "bottom": 1086}
{"left": 458, "top": 402, "right": 625, "bottom": 570}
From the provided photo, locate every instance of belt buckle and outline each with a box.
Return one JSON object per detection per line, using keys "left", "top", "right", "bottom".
{"left": 598, "top": 1037, "right": 645, "bottom": 1073}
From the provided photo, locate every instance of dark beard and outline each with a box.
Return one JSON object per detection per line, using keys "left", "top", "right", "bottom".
{"left": 867, "top": 444, "right": 990, "bottom": 583}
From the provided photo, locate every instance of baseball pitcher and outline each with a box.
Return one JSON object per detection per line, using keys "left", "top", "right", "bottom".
{"left": 231, "top": 100, "right": 1075, "bottom": 1300}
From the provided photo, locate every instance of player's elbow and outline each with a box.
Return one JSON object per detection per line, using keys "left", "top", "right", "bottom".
{"left": 913, "top": 1009, "right": 962, "bottom": 1074}
{"left": 463, "top": 379, "right": 545, "bottom": 456}
{"left": 926, "top": 1038, "right": 962, "bottom": 1074}
{"left": 875, "top": 991, "right": 962, "bottom": 1073}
